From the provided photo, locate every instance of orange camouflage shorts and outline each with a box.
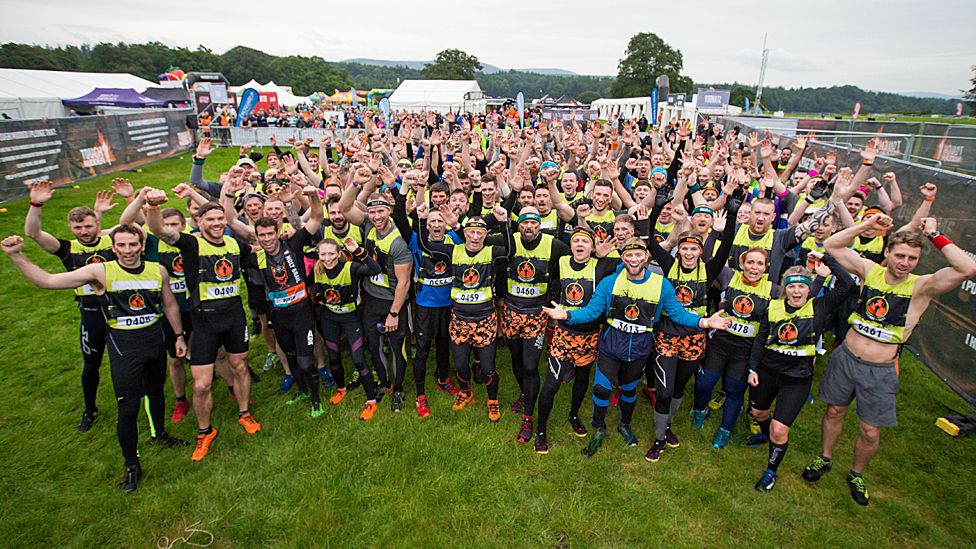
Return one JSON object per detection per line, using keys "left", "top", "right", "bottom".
{"left": 654, "top": 331, "right": 707, "bottom": 361}
{"left": 501, "top": 303, "right": 548, "bottom": 339}
{"left": 549, "top": 325, "right": 600, "bottom": 367}
{"left": 450, "top": 310, "right": 498, "bottom": 348}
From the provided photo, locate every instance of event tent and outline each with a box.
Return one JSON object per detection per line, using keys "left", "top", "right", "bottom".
{"left": 63, "top": 88, "right": 166, "bottom": 108}
{"left": 142, "top": 86, "right": 193, "bottom": 106}
{"left": 389, "top": 80, "right": 486, "bottom": 113}
{"left": 229, "top": 80, "right": 308, "bottom": 107}
{"left": 0, "top": 68, "right": 157, "bottom": 119}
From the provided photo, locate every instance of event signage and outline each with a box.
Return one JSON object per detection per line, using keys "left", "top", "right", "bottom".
{"left": 650, "top": 88, "right": 658, "bottom": 125}
{"left": 696, "top": 89, "right": 730, "bottom": 109}
{"left": 0, "top": 110, "right": 192, "bottom": 202}
{"left": 379, "top": 97, "right": 391, "bottom": 121}
{"left": 236, "top": 89, "right": 260, "bottom": 127}
{"left": 666, "top": 93, "right": 686, "bottom": 107}
{"left": 516, "top": 92, "right": 525, "bottom": 126}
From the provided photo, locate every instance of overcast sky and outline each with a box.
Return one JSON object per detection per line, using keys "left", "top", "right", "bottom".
{"left": 3, "top": 0, "right": 974, "bottom": 96}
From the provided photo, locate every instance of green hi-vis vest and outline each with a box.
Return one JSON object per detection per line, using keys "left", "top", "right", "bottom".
{"left": 730, "top": 224, "right": 774, "bottom": 272}
{"left": 666, "top": 260, "right": 708, "bottom": 316}
{"left": 538, "top": 210, "right": 559, "bottom": 234}
{"left": 156, "top": 239, "right": 187, "bottom": 298}
{"left": 848, "top": 264, "right": 917, "bottom": 344}
{"left": 68, "top": 235, "right": 115, "bottom": 298}
{"left": 558, "top": 256, "right": 597, "bottom": 312}
{"left": 314, "top": 262, "right": 358, "bottom": 315}
{"left": 366, "top": 225, "right": 401, "bottom": 289}
{"left": 197, "top": 235, "right": 242, "bottom": 302}
{"left": 766, "top": 299, "right": 816, "bottom": 356}
{"left": 607, "top": 272, "right": 663, "bottom": 334}
{"left": 852, "top": 234, "right": 884, "bottom": 262}
{"left": 586, "top": 209, "right": 616, "bottom": 243}
{"left": 722, "top": 274, "right": 772, "bottom": 338}
{"left": 101, "top": 261, "right": 163, "bottom": 331}
{"left": 450, "top": 245, "right": 494, "bottom": 306}
{"left": 507, "top": 233, "right": 554, "bottom": 304}
{"left": 797, "top": 193, "right": 826, "bottom": 216}
{"left": 318, "top": 224, "right": 362, "bottom": 260}
{"left": 654, "top": 220, "right": 674, "bottom": 242}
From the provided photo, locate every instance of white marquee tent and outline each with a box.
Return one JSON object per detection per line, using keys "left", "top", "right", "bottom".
{"left": 389, "top": 80, "right": 486, "bottom": 113}
{"left": 0, "top": 68, "right": 157, "bottom": 119}
{"left": 229, "top": 80, "right": 308, "bottom": 108}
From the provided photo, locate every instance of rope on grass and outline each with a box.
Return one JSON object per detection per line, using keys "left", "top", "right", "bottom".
{"left": 155, "top": 521, "right": 214, "bottom": 549}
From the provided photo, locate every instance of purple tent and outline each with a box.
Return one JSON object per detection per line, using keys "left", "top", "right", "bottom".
{"left": 63, "top": 88, "right": 166, "bottom": 108}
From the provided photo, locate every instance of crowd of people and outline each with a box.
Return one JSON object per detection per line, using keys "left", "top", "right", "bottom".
{"left": 200, "top": 104, "right": 376, "bottom": 131}
{"left": 5, "top": 108, "right": 975, "bottom": 501}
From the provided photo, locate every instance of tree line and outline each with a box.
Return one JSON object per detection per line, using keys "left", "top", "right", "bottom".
{"left": 0, "top": 41, "right": 959, "bottom": 114}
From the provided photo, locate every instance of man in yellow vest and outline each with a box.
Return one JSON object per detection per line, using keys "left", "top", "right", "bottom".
{"left": 806, "top": 213, "right": 976, "bottom": 505}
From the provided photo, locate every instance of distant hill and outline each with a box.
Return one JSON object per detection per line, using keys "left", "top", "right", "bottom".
{"left": 898, "top": 91, "right": 964, "bottom": 101}
{"left": 342, "top": 58, "right": 577, "bottom": 76}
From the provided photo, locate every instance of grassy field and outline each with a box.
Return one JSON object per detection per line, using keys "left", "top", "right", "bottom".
{"left": 0, "top": 148, "right": 974, "bottom": 547}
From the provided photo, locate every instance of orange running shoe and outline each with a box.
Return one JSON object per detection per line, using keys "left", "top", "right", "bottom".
{"left": 452, "top": 391, "right": 475, "bottom": 411}
{"left": 238, "top": 413, "right": 261, "bottom": 434}
{"left": 487, "top": 400, "right": 501, "bottom": 423}
{"left": 360, "top": 400, "right": 378, "bottom": 421}
{"left": 191, "top": 427, "right": 219, "bottom": 462}
{"left": 330, "top": 388, "right": 347, "bottom": 405}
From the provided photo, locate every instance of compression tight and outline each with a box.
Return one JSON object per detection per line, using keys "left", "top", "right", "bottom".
{"left": 591, "top": 354, "right": 644, "bottom": 430}
{"left": 80, "top": 306, "right": 107, "bottom": 413}
{"left": 453, "top": 342, "right": 499, "bottom": 400}
{"left": 507, "top": 335, "right": 545, "bottom": 417}
{"left": 652, "top": 354, "right": 699, "bottom": 440}
{"left": 318, "top": 315, "right": 376, "bottom": 401}
{"left": 414, "top": 330, "right": 450, "bottom": 396}
{"left": 536, "top": 356, "right": 591, "bottom": 436}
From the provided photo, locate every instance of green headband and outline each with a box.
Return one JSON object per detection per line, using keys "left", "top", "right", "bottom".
{"left": 784, "top": 274, "right": 812, "bottom": 288}
{"left": 691, "top": 206, "right": 714, "bottom": 217}
{"left": 517, "top": 212, "right": 542, "bottom": 224}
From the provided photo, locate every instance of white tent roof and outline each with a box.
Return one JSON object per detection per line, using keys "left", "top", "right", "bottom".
{"left": 389, "top": 80, "right": 486, "bottom": 113}
{"left": 0, "top": 68, "right": 157, "bottom": 100}
{"left": 229, "top": 80, "right": 306, "bottom": 107}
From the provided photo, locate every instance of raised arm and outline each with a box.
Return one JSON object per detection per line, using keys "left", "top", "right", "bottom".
{"left": 916, "top": 217, "right": 976, "bottom": 297}
{"left": 823, "top": 213, "right": 891, "bottom": 281}
{"left": 23, "top": 182, "right": 61, "bottom": 253}
{"left": 2, "top": 235, "right": 102, "bottom": 290}
{"left": 144, "top": 189, "right": 182, "bottom": 246}
{"left": 337, "top": 165, "right": 372, "bottom": 226}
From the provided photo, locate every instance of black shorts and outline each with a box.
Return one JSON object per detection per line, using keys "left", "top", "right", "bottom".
{"left": 270, "top": 301, "right": 316, "bottom": 358}
{"left": 413, "top": 304, "right": 450, "bottom": 342}
{"left": 702, "top": 332, "right": 751, "bottom": 382}
{"left": 749, "top": 364, "right": 812, "bottom": 428}
{"left": 162, "top": 311, "right": 193, "bottom": 359}
{"left": 106, "top": 326, "right": 167, "bottom": 400}
{"left": 190, "top": 302, "right": 249, "bottom": 365}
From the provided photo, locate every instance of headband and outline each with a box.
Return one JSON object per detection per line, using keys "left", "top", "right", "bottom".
{"left": 677, "top": 235, "right": 704, "bottom": 250}
{"left": 862, "top": 206, "right": 885, "bottom": 219}
{"left": 690, "top": 206, "right": 714, "bottom": 217}
{"left": 242, "top": 192, "right": 267, "bottom": 204}
{"left": 620, "top": 239, "right": 648, "bottom": 253}
{"left": 366, "top": 198, "right": 392, "bottom": 209}
{"left": 540, "top": 161, "right": 558, "bottom": 170}
{"left": 462, "top": 218, "right": 488, "bottom": 232}
{"left": 517, "top": 212, "right": 542, "bottom": 224}
{"left": 569, "top": 226, "right": 595, "bottom": 245}
{"left": 650, "top": 167, "right": 667, "bottom": 178}
{"left": 783, "top": 274, "right": 812, "bottom": 288}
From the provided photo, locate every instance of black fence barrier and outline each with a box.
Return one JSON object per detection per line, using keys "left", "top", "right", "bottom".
{"left": 0, "top": 110, "right": 194, "bottom": 202}
{"left": 716, "top": 116, "right": 976, "bottom": 406}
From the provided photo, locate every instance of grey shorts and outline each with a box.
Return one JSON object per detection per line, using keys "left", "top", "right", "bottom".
{"left": 819, "top": 343, "right": 899, "bottom": 427}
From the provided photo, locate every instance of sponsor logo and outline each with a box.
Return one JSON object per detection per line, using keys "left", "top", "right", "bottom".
{"left": 517, "top": 260, "right": 536, "bottom": 282}
{"left": 624, "top": 303, "right": 640, "bottom": 321}
{"left": 865, "top": 296, "right": 889, "bottom": 321}
{"left": 675, "top": 285, "right": 694, "bottom": 305}
{"left": 462, "top": 267, "right": 480, "bottom": 289}
{"left": 732, "top": 295, "right": 755, "bottom": 317}
{"left": 128, "top": 293, "right": 145, "bottom": 310}
{"left": 214, "top": 258, "right": 234, "bottom": 281}
{"left": 564, "top": 282, "right": 585, "bottom": 306}
{"left": 777, "top": 322, "right": 799, "bottom": 345}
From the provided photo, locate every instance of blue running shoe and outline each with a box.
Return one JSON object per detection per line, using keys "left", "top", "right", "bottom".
{"left": 691, "top": 408, "right": 709, "bottom": 430}
{"left": 617, "top": 423, "right": 638, "bottom": 447}
{"left": 279, "top": 374, "right": 295, "bottom": 394}
{"left": 745, "top": 433, "right": 768, "bottom": 447}
{"left": 712, "top": 427, "right": 731, "bottom": 449}
{"left": 755, "top": 469, "right": 777, "bottom": 492}
{"left": 318, "top": 368, "right": 335, "bottom": 388}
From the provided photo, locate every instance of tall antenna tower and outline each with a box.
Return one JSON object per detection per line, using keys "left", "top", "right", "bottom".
{"left": 754, "top": 34, "right": 769, "bottom": 114}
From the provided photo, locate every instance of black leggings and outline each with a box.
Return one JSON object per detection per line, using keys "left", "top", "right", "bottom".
{"left": 271, "top": 304, "right": 319, "bottom": 405}
{"left": 413, "top": 305, "right": 451, "bottom": 396}
{"left": 454, "top": 341, "right": 498, "bottom": 400}
{"left": 107, "top": 330, "right": 166, "bottom": 467}
{"left": 507, "top": 335, "right": 545, "bottom": 417}
{"left": 318, "top": 312, "right": 376, "bottom": 401}
{"left": 362, "top": 295, "right": 407, "bottom": 392}
{"left": 749, "top": 365, "right": 813, "bottom": 428}
{"left": 536, "top": 354, "right": 592, "bottom": 436}
{"left": 79, "top": 305, "right": 107, "bottom": 413}
{"left": 592, "top": 354, "right": 644, "bottom": 430}
{"left": 651, "top": 353, "right": 699, "bottom": 440}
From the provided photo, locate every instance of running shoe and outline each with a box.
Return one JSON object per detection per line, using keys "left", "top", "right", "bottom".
{"left": 535, "top": 433, "right": 549, "bottom": 454}
{"left": 319, "top": 368, "right": 335, "bottom": 388}
{"left": 745, "top": 433, "right": 768, "bottom": 447}
{"left": 617, "top": 423, "right": 638, "bottom": 447}
{"left": 238, "top": 413, "right": 261, "bottom": 434}
{"left": 149, "top": 432, "right": 189, "bottom": 448}
{"left": 609, "top": 388, "right": 621, "bottom": 407}
{"left": 416, "top": 395, "right": 431, "bottom": 418}
{"left": 712, "top": 427, "right": 731, "bottom": 449}
{"left": 120, "top": 464, "right": 141, "bottom": 494}
{"left": 847, "top": 472, "right": 870, "bottom": 506}
{"left": 755, "top": 469, "right": 777, "bottom": 492}
{"left": 375, "top": 385, "right": 392, "bottom": 404}
{"left": 708, "top": 390, "right": 726, "bottom": 411}
{"left": 642, "top": 386, "right": 657, "bottom": 406}
{"left": 511, "top": 394, "right": 525, "bottom": 415}
{"left": 582, "top": 429, "right": 606, "bottom": 457}
{"left": 664, "top": 427, "right": 680, "bottom": 448}
{"left": 452, "top": 391, "right": 474, "bottom": 411}
{"left": 360, "top": 400, "right": 378, "bottom": 421}
{"left": 435, "top": 377, "right": 460, "bottom": 396}
{"left": 77, "top": 410, "right": 96, "bottom": 433}
{"left": 330, "top": 388, "right": 347, "bottom": 405}
{"left": 644, "top": 439, "right": 666, "bottom": 462}
{"left": 286, "top": 392, "right": 309, "bottom": 406}
{"left": 802, "top": 455, "right": 833, "bottom": 482}
{"left": 279, "top": 375, "right": 295, "bottom": 394}
{"left": 310, "top": 402, "right": 324, "bottom": 419}
{"left": 191, "top": 427, "right": 219, "bottom": 462}
{"left": 691, "top": 408, "right": 709, "bottom": 430}
{"left": 262, "top": 352, "right": 276, "bottom": 372}
{"left": 568, "top": 416, "right": 587, "bottom": 437}
{"left": 392, "top": 391, "right": 405, "bottom": 413}
{"left": 517, "top": 416, "right": 533, "bottom": 443}
{"left": 487, "top": 400, "right": 501, "bottom": 423}
{"left": 171, "top": 400, "right": 189, "bottom": 424}
{"left": 749, "top": 416, "right": 761, "bottom": 435}
{"left": 346, "top": 370, "right": 361, "bottom": 391}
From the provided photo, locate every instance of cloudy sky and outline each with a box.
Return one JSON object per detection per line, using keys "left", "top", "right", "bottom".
{"left": 3, "top": 0, "right": 974, "bottom": 95}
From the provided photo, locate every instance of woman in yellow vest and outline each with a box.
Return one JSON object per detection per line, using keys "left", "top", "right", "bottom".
{"left": 747, "top": 252, "right": 854, "bottom": 492}
{"left": 314, "top": 237, "right": 381, "bottom": 420}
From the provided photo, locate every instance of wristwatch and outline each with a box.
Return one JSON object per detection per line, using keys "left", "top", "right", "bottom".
{"left": 389, "top": 311, "right": 399, "bottom": 318}
{"left": 927, "top": 231, "right": 941, "bottom": 240}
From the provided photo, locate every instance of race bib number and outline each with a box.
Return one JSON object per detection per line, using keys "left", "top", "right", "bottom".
{"left": 420, "top": 277, "right": 452, "bottom": 287}
{"left": 206, "top": 284, "right": 239, "bottom": 299}
{"left": 727, "top": 320, "right": 756, "bottom": 337}
{"left": 454, "top": 290, "right": 487, "bottom": 304}
{"left": 370, "top": 272, "right": 389, "bottom": 287}
{"left": 116, "top": 314, "right": 157, "bottom": 329}
{"left": 769, "top": 346, "right": 813, "bottom": 357}
{"left": 852, "top": 320, "right": 894, "bottom": 342}
{"left": 169, "top": 279, "right": 187, "bottom": 293}
{"left": 609, "top": 319, "right": 648, "bottom": 334}
{"left": 510, "top": 283, "right": 542, "bottom": 298}
{"left": 326, "top": 303, "right": 354, "bottom": 314}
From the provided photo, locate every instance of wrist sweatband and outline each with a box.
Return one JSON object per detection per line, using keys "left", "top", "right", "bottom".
{"left": 932, "top": 234, "right": 951, "bottom": 250}
{"left": 688, "top": 183, "right": 702, "bottom": 194}
{"left": 29, "top": 201, "right": 43, "bottom": 208}
{"left": 924, "top": 196, "right": 935, "bottom": 202}
{"left": 148, "top": 205, "right": 159, "bottom": 210}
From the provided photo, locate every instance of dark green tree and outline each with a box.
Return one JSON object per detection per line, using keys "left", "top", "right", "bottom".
{"left": 964, "top": 65, "right": 976, "bottom": 115}
{"left": 421, "top": 49, "right": 482, "bottom": 80}
{"left": 610, "top": 32, "right": 692, "bottom": 98}
{"left": 577, "top": 90, "right": 600, "bottom": 104}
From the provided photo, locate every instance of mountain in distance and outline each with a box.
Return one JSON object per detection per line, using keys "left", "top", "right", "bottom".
{"left": 898, "top": 91, "right": 964, "bottom": 101}
{"left": 342, "top": 58, "right": 577, "bottom": 76}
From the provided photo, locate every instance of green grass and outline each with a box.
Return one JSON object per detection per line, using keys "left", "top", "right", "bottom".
{"left": 1, "top": 148, "right": 974, "bottom": 547}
